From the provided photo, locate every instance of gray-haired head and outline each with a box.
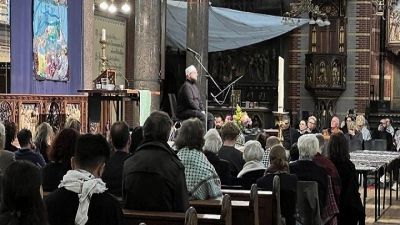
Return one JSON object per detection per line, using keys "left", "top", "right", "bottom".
{"left": 297, "top": 134, "right": 318, "bottom": 160}
{"left": 265, "top": 136, "right": 281, "bottom": 149}
{"left": 185, "top": 65, "right": 197, "bottom": 76}
{"left": 203, "top": 128, "right": 222, "bottom": 154}
{"left": 243, "top": 140, "right": 264, "bottom": 162}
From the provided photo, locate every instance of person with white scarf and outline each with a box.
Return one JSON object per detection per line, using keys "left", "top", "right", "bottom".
{"left": 237, "top": 140, "right": 266, "bottom": 189}
{"left": 45, "top": 134, "right": 123, "bottom": 225}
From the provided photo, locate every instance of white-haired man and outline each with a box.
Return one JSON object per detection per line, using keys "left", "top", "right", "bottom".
{"left": 177, "top": 65, "right": 214, "bottom": 129}
{"left": 289, "top": 134, "right": 328, "bottom": 212}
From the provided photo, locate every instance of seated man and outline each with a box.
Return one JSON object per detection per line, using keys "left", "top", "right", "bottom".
{"left": 45, "top": 134, "right": 123, "bottom": 225}
{"left": 177, "top": 65, "right": 214, "bottom": 130}
{"left": 14, "top": 129, "right": 46, "bottom": 167}
{"left": 123, "top": 111, "right": 189, "bottom": 212}
{"left": 102, "top": 121, "right": 131, "bottom": 197}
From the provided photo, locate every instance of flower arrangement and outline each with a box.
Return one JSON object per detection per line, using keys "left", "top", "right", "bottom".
{"left": 228, "top": 105, "right": 252, "bottom": 131}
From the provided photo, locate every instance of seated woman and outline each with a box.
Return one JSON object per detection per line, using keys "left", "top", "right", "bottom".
{"left": 0, "top": 161, "right": 48, "bottom": 225}
{"left": 34, "top": 122, "right": 54, "bottom": 163}
{"left": 237, "top": 140, "right": 266, "bottom": 189}
{"left": 344, "top": 121, "right": 363, "bottom": 152}
{"left": 203, "top": 129, "right": 232, "bottom": 185}
{"left": 176, "top": 118, "right": 222, "bottom": 200}
{"left": 257, "top": 145, "right": 298, "bottom": 225}
{"left": 328, "top": 132, "right": 365, "bottom": 225}
{"left": 42, "top": 128, "right": 79, "bottom": 192}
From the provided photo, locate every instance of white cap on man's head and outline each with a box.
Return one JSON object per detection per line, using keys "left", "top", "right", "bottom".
{"left": 185, "top": 65, "right": 197, "bottom": 76}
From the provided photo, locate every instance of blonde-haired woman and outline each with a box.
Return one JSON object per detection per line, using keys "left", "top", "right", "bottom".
{"left": 33, "top": 122, "right": 54, "bottom": 163}
{"left": 345, "top": 121, "right": 363, "bottom": 152}
{"left": 257, "top": 145, "right": 298, "bottom": 225}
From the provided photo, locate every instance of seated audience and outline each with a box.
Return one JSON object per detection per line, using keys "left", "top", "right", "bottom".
{"left": 0, "top": 161, "right": 48, "bottom": 225}
{"left": 45, "top": 134, "right": 123, "bottom": 225}
{"left": 329, "top": 116, "right": 341, "bottom": 134}
{"left": 102, "top": 121, "right": 131, "bottom": 197}
{"left": 129, "top": 126, "right": 143, "bottom": 154}
{"left": 373, "top": 118, "right": 393, "bottom": 151}
{"left": 345, "top": 121, "right": 363, "bottom": 152}
{"left": 34, "top": 122, "right": 54, "bottom": 163}
{"left": 176, "top": 118, "right": 222, "bottom": 200}
{"left": 0, "top": 122, "right": 15, "bottom": 175}
{"left": 386, "top": 118, "right": 395, "bottom": 137}
{"left": 238, "top": 140, "right": 266, "bottom": 189}
{"left": 328, "top": 132, "right": 365, "bottom": 225}
{"left": 257, "top": 145, "right": 298, "bottom": 225}
{"left": 281, "top": 117, "right": 298, "bottom": 150}
{"left": 298, "top": 120, "right": 310, "bottom": 136}
{"left": 307, "top": 116, "right": 319, "bottom": 134}
{"left": 64, "top": 117, "right": 81, "bottom": 133}
{"left": 314, "top": 134, "right": 341, "bottom": 204}
{"left": 123, "top": 111, "right": 189, "bottom": 212}
{"left": 42, "top": 128, "right": 79, "bottom": 192}
{"left": 290, "top": 134, "right": 328, "bottom": 211}
{"left": 255, "top": 131, "right": 269, "bottom": 150}
{"left": 15, "top": 129, "right": 46, "bottom": 167}
{"left": 355, "top": 115, "right": 371, "bottom": 143}
{"left": 203, "top": 128, "right": 232, "bottom": 185}
{"left": 261, "top": 136, "right": 281, "bottom": 167}
{"left": 341, "top": 115, "right": 354, "bottom": 134}
{"left": 4, "top": 120, "right": 18, "bottom": 152}
{"left": 214, "top": 114, "right": 224, "bottom": 130}
{"left": 219, "top": 121, "right": 245, "bottom": 177}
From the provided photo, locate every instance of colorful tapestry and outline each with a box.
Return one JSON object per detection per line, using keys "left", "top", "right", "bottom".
{"left": 33, "top": 0, "right": 68, "bottom": 81}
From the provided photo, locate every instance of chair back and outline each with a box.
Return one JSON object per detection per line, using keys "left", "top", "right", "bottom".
{"left": 296, "top": 181, "right": 322, "bottom": 225}
{"left": 273, "top": 175, "right": 284, "bottom": 225}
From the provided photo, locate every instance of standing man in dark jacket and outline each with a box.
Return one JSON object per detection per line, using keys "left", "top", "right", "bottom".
{"left": 177, "top": 65, "right": 214, "bottom": 130}
{"left": 123, "top": 111, "right": 189, "bottom": 212}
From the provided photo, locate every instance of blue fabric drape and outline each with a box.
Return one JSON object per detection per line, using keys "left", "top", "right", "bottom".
{"left": 11, "top": 0, "right": 82, "bottom": 94}
{"left": 167, "top": 0, "right": 309, "bottom": 52}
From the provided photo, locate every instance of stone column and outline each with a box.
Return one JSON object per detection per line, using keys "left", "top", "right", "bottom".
{"left": 82, "top": 0, "right": 94, "bottom": 90}
{"left": 186, "top": 0, "right": 209, "bottom": 108}
{"left": 133, "top": 0, "right": 161, "bottom": 125}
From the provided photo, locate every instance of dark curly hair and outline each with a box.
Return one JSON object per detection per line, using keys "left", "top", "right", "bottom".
{"left": 48, "top": 128, "right": 79, "bottom": 165}
{"left": 175, "top": 118, "right": 205, "bottom": 150}
{"left": 328, "top": 132, "right": 350, "bottom": 163}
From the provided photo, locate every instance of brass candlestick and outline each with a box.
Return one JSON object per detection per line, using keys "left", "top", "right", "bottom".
{"left": 100, "top": 39, "right": 107, "bottom": 73}
{"left": 273, "top": 111, "right": 289, "bottom": 142}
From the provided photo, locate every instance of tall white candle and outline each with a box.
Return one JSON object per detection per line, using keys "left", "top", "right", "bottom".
{"left": 101, "top": 28, "right": 106, "bottom": 41}
{"left": 278, "top": 56, "right": 284, "bottom": 113}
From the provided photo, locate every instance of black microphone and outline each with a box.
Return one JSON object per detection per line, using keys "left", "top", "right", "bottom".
{"left": 186, "top": 47, "right": 200, "bottom": 56}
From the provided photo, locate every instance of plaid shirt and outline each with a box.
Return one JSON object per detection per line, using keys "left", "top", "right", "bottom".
{"left": 321, "top": 176, "right": 339, "bottom": 225}
{"left": 313, "top": 153, "right": 341, "bottom": 204}
{"left": 261, "top": 148, "right": 271, "bottom": 168}
{"left": 177, "top": 147, "right": 222, "bottom": 200}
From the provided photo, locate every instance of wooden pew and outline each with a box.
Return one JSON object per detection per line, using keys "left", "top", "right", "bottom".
{"left": 190, "top": 192, "right": 257, "bottom": 225}
{"left": 124, "top": 207, "right": 198, "bottom": 225}
{"left": 222, "top": 184, "right": 276, "bottom": 225}
{"left": 124, "top": 195, "right": 232, "bottom": 225}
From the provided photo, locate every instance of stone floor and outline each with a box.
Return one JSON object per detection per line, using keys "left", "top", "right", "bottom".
{"left": 365, "top": 184, "right": 400, "bottom": 225}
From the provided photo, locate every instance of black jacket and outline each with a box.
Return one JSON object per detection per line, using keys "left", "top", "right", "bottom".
{"left": 218, "top": 146, "right": 245, "bottom": 177}
{"left": 102, "top": 151, "right": 129, "bottom": 197}
{"left": 177, "top": 79, "right": 204, "bottom": 113}
{"left": 204, "top": 151, "right": 232, "bottom": 185}
{"left": 45, "top": 188, "right": 123, "bottom": 225}
{"left": 289, "top": 160, "right": 328, "bottom": 211}
{"left": 123, "top": 141, "right": 189, "bottom": 212}
{"left": 42, "top": 162, "right": 70, "bottom": 192}
{"left": 332, "top": 159, "right": 365, "bottom": 225}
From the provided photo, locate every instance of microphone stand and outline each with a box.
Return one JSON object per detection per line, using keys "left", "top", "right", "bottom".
{"left": 188, "top": 52, "right": 222, "bottom": 130}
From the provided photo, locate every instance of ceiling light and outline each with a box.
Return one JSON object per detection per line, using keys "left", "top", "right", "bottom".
{"left": 121, "top": 2, "right": 131, "bottom": 13}
{"left": 99, "top": 1, "right": 108, "bottom": 10}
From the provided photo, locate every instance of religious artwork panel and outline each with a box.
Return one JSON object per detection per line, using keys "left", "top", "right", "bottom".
{"left": 0, "top": 0, "right": 9, "bottom": 25}
{"left": 33, "top": 0, "right": 69, "bottom": 81}
{"left": 46, "top": 101, "right": 62, "bottom": 131}
{"left": 19, "top": 102, "right": 40, "bottom": 135}
{"left": 65, "top": 103, "right": 81, "bottom": 122}
{"left": 388, "top": 1, "right": 400, "bottom": 44}
{"left": 0, "top": 100, "right": 13, "bottom": 122}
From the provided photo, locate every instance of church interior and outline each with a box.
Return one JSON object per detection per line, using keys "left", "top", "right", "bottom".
{"left": 1, "top": 0, "right": 400, "bottom": 224}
